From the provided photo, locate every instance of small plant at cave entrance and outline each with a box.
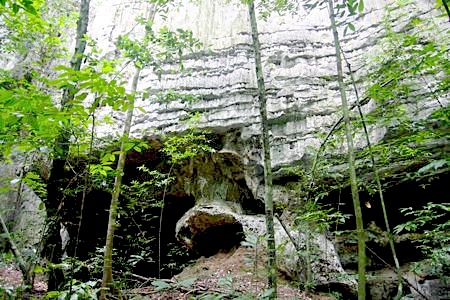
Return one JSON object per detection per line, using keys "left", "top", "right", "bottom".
{"left": 241, "top": 234, "right": 267, "bottom": 281}
{"left": 292, "top": 201, "right": 351, "bottom": 289}
{"left": 394, "top": 202, "right": 450, "bottom": 279}
{"left": 116, "top": 166, "right": 173, "bottom": 281}
{"left": 295, "top": 201, "right": 350, "bottom": 234}
{"left": 45, "top": 279, "right": 98, "bottom": 299}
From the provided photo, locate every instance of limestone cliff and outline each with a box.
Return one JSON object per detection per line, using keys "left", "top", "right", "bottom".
{"left": 89, "top": 0, "right": 448, "bottom": 196}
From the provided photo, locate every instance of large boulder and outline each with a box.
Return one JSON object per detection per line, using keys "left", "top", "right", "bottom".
{"left": 238, "top": 214, "right": 357, "bottom": 295}
{"left": 175, "top": 202, "right": 245, "bottom": 257}
{"left": 175, "top": 202, "right": 356, "bottom": 294}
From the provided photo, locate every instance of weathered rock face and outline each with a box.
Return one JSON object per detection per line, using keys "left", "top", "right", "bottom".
{"left": 87, "top": 0, "right": 447, "bottom": 293}
{"left": 91, "top": 0, "right": 447, "bottom": 166}
{"left": 0, "top": 154, "right": 46, "bottom": 255}
{"left": 175, "top": 203, "right": 245, "bottom": 256}
{"left": 90, "top": 0, "right": 448, "bottom": 205}
{"left": 176, "top": 202, "right": 357, "bottom": 293}
{"left": 1, "top": 0, "right": 448, "bottom": 295}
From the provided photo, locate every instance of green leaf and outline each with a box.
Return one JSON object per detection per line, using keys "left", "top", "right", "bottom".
{"left": 124, "top": 142, "right": 135, "bottom": 152}
{"left": 151, "top": 279, "right": 171, "bottom": 291}
{"left": 260, "top": 288, "right": 276, "bottom": 299}
{"left": 358, "top": 0, "right": 364, "bottom": 13}
{"left": 12, "top": 3, "right": 20, "bottom": 13}
{"left": 33, "top": 265, "right": 45, "bottom": 274}
{"left": 45, "top": 291, "right": 61, "bottom": 298}
{"left": 348, "top": 23, "right": 356, "bottom": 31}
{"left": 418, "top": 159, "right": 449, "bottom": 174}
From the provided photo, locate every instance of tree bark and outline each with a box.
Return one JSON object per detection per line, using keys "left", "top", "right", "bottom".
{"left": 43, "top": 0, "right": 90, "bottom": 291}
{"left": 62, "top": 0, "right": 90, "bottom": 106}
{"left": 100, "top": 68, "right": 140, "bottom": 299}
{"left": 326, "top": 1, "right": 366, "bottom": 299}
{"left": 442, "top": 0, "right": 450, "bottom": 22}
{"left": 247, "top": 1, "right": 277, "bottom": 298}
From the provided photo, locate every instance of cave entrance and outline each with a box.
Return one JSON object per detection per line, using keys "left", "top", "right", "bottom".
{"left": 323, "top": 172, "right": 449, "bottom": 270}
{"left": 195, "top": 223, "right": 245, "bottom": 257}
{"left": 62, "top": 135, "right": 260, "bottom": 279}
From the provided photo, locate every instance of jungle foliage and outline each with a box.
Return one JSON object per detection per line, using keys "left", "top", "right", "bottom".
{"left": 0, "top": 0, "right": 449, "bottom": 299}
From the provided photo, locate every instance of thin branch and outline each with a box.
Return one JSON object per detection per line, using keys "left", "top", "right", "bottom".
{"left": 158, "top": 163, "right": 174, "bottom": 279}
{"left": 342, "top": 49, "right": 403, "bottom": 299}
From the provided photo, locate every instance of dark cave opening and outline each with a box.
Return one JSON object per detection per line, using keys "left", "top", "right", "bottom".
{"left": 194, "top": 223, "right": 245, "bottom": 257}
{"left": 56, "top": 133, "right": 264, "bottom": 280}
{"left": 55, "top": 142, "right": 195, "bottom": 279}
{"left": 65, "top": 189, "right": 111, "bottom": 260}
{"left": 324, "top": 172, "right": 449, "bottom": 270}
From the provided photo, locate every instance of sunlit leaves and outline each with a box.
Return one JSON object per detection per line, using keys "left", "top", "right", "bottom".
{"left": 0, "top": 77, "right": 63, "bottom": 155}
{"left": 117, "top": 24, "right": 201, "bottom": 72}
{"left": 0, "top": 0, "right": 64, "bottom": 57}
{"left": 0, "top": 0, "right": 40, "bottom": 15}
{"left": 252, "top": 0, "right": 301, "bottom": 20}
{"left": 163, "top": 130, "right": 214, "bottom": 164}
{"left": 394, "top": 202, "right": 450, "bottom": 252}
{"left": 51, "top": 58, "right": 127, "bottom": 111}
{"left": 152, "top": 89, "right": 199, "bottom": 104}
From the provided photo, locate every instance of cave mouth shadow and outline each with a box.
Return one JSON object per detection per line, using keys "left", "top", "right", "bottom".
{"left": 194, "top": 223, "right": 245, "bottom": 257}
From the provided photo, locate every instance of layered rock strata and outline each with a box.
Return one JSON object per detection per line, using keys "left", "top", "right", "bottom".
{"left": 92, "top": 0, "right": 447, "bottom": 173}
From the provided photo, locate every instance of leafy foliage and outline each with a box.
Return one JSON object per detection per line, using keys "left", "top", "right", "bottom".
{"left": 0, "top": 0, "right": 39, "bottom": 15}
{"left": 117, "top": 18, "right": 201, "bottom": 71}
{"left": 308, "top": 3, "right": 449, "bottom": 193}
{"left": 394, "top": 202, "right": 450, "bottom": 277}
{"left": 0, "top": 75, "right": 63, "bottom": 157}
{"left": 45, "top": 280, "right": 98, "bottom": 299}
{"left": 163, "top": 129, "right": 214, "bottom": 164}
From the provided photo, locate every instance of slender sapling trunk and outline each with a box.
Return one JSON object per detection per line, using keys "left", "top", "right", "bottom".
{"left": 247, "top": 1, "right": 277, "bottom": 297}
{"left": 326, "top": 0, "right": 366, "bottom": 298}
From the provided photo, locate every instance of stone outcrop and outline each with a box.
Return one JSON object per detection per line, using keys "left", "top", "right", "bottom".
{"left": 91, "top": 0, "right": 447, "bottom": 170}
{"left": 89, "top": 2, "right": 448, "bottom": 216}
{"left": 175, "top": 203, "right": 245, "bottom": 256}
{"left": 176, "top": 202, "right": 356, "bottom": 293}
{"left": 0, "top": 153, "right": 46, "bottom": 260}
{"left": 88, "top": 0, "right": 447, "bottom": 294}
{"left": 1, "top": 0, "right": 448, "bottom": 297}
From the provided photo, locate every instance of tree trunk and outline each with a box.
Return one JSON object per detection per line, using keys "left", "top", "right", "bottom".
{"left": 0, "top": 213, "right": 32, "bottom": 286}
{"left": 62, "top": 0, "right": 91, "bottom": 106}
{"left": 100, "top": 68, "right": 140, "bottom": 299}
{"left": 343, "top": 52, "right": 403, "bottom": 299}
{"left": 326, "top": 0, "right": 366, "bottom": 299}
{"left": 247, "top": 1, "right": 277, "bottom": 298}
{"left": 43, "top": 0, "right": 90, "bottom": 291}
{"left": 442, "top": 0, "right": 450, "bottom": 22}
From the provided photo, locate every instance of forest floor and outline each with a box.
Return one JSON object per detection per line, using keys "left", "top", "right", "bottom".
{"left": 0, "top": 247, "right": 336, "bottom": 299}
{"left": 0, "top": 264, "right": 47, "bottom": 298}
{"left": 126, "top": 247, "right": 335, "bottom": 299}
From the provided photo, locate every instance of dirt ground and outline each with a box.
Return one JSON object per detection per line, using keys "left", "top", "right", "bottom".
{"left": 1, "top": 247, "right": 336, "bottom": 299}
{"left": 127, "top": 247, "right": 335, "bottom": 299}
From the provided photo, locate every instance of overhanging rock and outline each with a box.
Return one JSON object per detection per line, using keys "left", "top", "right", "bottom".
{"left": 175, "top": 203, "right": 245, "bottom": 257}
{"left": 175, "top": 203, "right": 356, "bottom": 294}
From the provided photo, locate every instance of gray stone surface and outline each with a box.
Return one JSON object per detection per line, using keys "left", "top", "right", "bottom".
{"left": 0, "top": 154, "right": 46, "bottom": 254}
{"left": 176, "top": 203, "right": 356, "bottom": 290}
{"left": 90, "top": 0, "right": 448, "bottom": 175}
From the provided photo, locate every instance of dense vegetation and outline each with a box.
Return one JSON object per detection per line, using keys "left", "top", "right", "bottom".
{"left": 0, "top": 0, "right": 448, "bottom": 299}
